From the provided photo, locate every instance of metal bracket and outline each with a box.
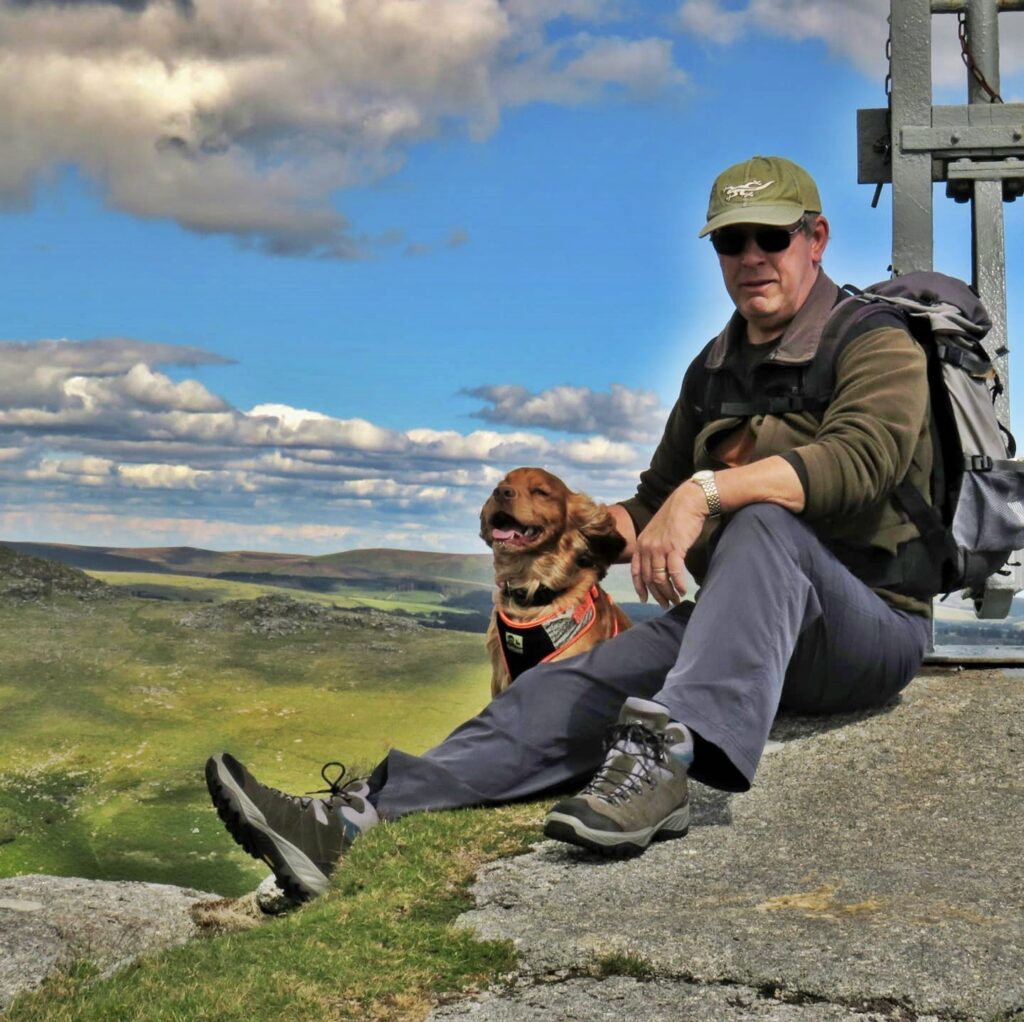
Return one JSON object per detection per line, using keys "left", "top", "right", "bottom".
{"left": 902, "top": 124, "right": 1024, "bottom": 151}
{"left": 946, "top": 157, "right": 1024, "bottom": 179}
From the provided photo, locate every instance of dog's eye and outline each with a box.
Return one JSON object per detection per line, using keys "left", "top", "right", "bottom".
{"left": 532, "top": 488, "right": 550, "bottom": 498}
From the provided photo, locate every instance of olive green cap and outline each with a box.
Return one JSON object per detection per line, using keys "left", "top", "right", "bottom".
{"left": 698, "top": 155, "right": 822, "bottom": 237}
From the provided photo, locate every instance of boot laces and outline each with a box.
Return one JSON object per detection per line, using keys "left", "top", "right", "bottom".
{"left": 305, "top": 761, "right": 360, "bottom": 803}
{"left": 581, "top": 722, "right": 669, "bottom": 806}
{"left": 254, "top": 761, "right": 358, "bottom": 810}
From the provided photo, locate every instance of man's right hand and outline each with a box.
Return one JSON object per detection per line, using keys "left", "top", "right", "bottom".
{"left": 630, "top": 482, "right": 708, "bottom": 608}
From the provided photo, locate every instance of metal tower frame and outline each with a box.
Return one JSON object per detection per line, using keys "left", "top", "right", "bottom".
{"left": 858, "top": 0, "right": 1024, "bottom": 658}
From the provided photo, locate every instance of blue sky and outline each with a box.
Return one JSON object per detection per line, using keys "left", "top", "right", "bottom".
{"left": 0, "top": 0, "right": 1022, "bottom": 554}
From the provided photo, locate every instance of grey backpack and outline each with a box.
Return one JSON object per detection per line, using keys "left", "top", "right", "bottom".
{"left": 825, "top": 271, "right": 1024, "bottom": 597}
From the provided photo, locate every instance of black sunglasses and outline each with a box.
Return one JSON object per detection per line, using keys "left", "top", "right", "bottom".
{"left": 710, "top": 222, "right": 803, "bottom": 257}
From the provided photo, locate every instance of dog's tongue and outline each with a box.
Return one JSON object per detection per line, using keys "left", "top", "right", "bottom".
{"left": 492, "top": 528, "right": 520, "bottom": 542}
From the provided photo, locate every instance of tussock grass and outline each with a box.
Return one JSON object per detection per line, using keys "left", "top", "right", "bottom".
{"left": 6, "top": 801, "right": 546, "bottom": 1022}
{"left": 593, "top": 950, "right": 656, "bottom": 980}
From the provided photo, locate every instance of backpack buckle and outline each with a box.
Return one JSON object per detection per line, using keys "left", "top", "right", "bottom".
{"left": 965, "top": 454, "right": 994, "bottom": 472}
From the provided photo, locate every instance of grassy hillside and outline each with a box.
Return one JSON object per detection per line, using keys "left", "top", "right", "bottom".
{"left": 4, "top": 541, "right": 493, "bottom": 586}
{"left": 0, "top": 552, "right": 551, "bottom": 1022}
{"left": 90, "top": 571, "right": 461, "bottom": 615}
{"left": 315, "top": 548, "right": 492, "bottom": 586}
{"left": 0, "top": 591, "right": 493, "bottom": 896}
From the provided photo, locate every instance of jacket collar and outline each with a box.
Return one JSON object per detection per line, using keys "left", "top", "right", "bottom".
{"left": 704, "top": 270, "right": 839, "bottom": 370}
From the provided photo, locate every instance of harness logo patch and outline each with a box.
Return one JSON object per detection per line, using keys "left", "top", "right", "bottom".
{"left": 505, "top": 632, "right": 524, "bottom": 654}
{"left": 723, "top": 179, "right": 773, "bottom": 201}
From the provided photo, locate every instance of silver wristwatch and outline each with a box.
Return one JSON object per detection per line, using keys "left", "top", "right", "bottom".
{"left": 689, "top": 470, "right": 722, "bottom": 517}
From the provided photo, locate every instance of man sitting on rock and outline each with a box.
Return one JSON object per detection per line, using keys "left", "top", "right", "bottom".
{"left": 206, "top": 155, "right": 935, "bottom": 902}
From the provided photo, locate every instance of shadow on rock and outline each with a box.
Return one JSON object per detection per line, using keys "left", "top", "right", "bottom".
{"left": 689, "top": 783, "right": 733, "bottom": 828}
{"left": 769, "top": 695, "right": 903, "bottom": 743}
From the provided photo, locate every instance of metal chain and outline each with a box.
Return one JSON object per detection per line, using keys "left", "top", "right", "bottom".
{"left": 884, "top": 13, "right": 893, "bottom": 102}
{"left": 872, "top": 14, "right": 894, "bottom": 209}
{"left": 957, "top": 10, "right": 1004, "bottom": 103}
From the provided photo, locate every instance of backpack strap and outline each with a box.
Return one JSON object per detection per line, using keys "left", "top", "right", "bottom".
{"left": 701, "top": 289, "right": 858, "bottom": 423}
{"left": 892, "top": 479, "right": 955, "bottom": 568}
{"left": 935, "top": 342, "right": 992, "bottom": 375}
{"left": 963, "top": 454, "right": 1024, "bottom": 473}
{"left": 716, "top": 385, "right": 831, "bottom": 418}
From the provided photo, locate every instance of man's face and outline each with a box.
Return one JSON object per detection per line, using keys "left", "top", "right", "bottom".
{"left": 716, "top": 216, "right": 830, "bottom": 343}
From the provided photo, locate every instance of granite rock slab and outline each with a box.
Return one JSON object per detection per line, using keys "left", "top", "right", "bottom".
{"left": 0, "top": 874, "right": 220, "bottom": 1011}
{"left": 444, "top": 670, "right": 1024, "bottom": 1021}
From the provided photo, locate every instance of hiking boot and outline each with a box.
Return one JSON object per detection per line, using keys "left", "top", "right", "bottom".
{"left": 205, "top": 753, "right": 377, "bottom": 902}
{"left": 543, "top": 697, "right": 691, "bottom": 856}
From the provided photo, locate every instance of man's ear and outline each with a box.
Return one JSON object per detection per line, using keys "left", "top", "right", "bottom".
{"left": 810, "top": 214, "right": 829, "bottom": 267}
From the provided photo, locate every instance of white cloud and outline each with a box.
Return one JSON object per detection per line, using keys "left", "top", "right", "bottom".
{"left": 64, "top": 363, "right": 228, "bottom": 413}
{"left": 0, "top": 0, "right": 686, "bottom": 257}
{"left": 0, "top": 336, "right": 653, "bottom": 550}
{"left": 559, "top": 436, "right": 637, "bottom": 465}
{"left": 677, "top": 0, "right": 745, "bottom": 45}
{"left": 0, "top": 337, "right": 230, "bottom": 409}
{"left": 0, "top": 505, "right": 359, "bottom": 553}
{"left": 677, "top": 0, "right": 1024, "bottom": 85}
{"left": 466, "top": 382, "right": 665, "bottom": 442}
{"left": 499, "top": 32, "right": 686, "bottom": 105}
{"left": 116, "top": 462, "right": 211, "bottom": 490}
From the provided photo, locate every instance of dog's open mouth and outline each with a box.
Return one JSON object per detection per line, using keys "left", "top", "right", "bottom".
{"left": 489, "top": 511, "right": 544, "bottom": 547}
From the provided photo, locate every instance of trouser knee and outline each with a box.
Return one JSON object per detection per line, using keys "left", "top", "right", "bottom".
{"left": 711, "top": 502, "right": 809, "bottom": 561}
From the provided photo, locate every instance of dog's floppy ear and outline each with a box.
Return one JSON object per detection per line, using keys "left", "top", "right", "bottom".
{"left": 568, "top": 491, "right": 626, "bottom": 572}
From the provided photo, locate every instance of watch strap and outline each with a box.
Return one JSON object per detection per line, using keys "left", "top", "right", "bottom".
{"left": 691, "top": 473, "right": 722, "bottom": 517}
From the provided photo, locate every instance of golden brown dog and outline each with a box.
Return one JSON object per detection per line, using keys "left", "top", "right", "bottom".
{"left": 479, "top": 466, "right": 631, "bottom": 697}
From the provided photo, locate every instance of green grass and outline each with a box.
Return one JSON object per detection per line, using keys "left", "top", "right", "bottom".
{"left": 593, "top": 951, "right": 656, "bottom": 980}
{"left": 88, "top": 571, "right": 464, "bottom": 616}
{"left": 5, "top": 802, "right": 545, "bottom": 1022}
{"left": 0, "top": 595, "right": 491, "bottom": 894}
{"left": 0, "top": 591, "right": 548, "bottom": 1020}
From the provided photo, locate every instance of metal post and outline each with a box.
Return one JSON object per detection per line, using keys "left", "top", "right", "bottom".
{"left": 861, "top": 0, "right": 1024, "bottom": 642}
{"left": 890, "top": 0, "right": 935, "bottom": 274}
{"left": 963, "top": 0, "right": 1021, "bottom": 618}
{"left": 965, "top": 0, "right": 1011, "bottom": 427}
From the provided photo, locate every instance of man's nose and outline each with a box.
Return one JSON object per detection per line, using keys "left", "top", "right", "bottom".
{"left": 739, "top": 234, "right": 767, "bottom": 260}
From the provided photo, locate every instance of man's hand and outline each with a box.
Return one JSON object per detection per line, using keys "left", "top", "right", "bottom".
{"left": 628, "top": 456, "right": 806, "bottom": 608}
{"left": 631, "top": 481, "right": 708, "bottom": 608}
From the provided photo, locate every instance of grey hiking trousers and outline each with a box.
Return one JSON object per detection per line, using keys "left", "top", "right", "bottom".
{"left": 370, "top": 503, "right": 930, "bottom": 820}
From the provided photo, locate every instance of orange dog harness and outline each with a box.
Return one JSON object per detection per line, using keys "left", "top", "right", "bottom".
{"left": 496, "top": 585, "right": 620, "bottom": 682}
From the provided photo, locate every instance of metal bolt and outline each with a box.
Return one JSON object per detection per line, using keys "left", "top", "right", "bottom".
{"left": 951, "top": 133, "right": 961, "bottom": 144}
{"left": 1013, "top": 129, "right": 1023, "bottom": 142}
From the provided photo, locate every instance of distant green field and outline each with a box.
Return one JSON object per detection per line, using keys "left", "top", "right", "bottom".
{"left": 88, "top": 570, "right": 460, "bottom": 614}
{"left": 0, "top": 594, "right": 491, "bottom": 897}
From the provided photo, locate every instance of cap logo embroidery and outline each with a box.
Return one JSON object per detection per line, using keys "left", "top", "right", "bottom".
{"left": 723, "top": 179, "right": 774, "bottom": 201}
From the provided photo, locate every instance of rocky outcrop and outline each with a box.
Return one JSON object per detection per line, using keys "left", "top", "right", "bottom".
{"left": 435, "top": 669, "right": 1024, "bottom": 1021}
{"left": 0, "top": 546, "right": 112, "bottom": 602}
{"left": 179, "top": 593, "right": 425, "bottom": 637}
{"left": 0, "top": 874, "right": 220, "bottom": 1012}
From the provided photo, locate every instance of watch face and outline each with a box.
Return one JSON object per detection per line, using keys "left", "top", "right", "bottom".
{"left": 693, "top": 470, "right": 713, "bottom": 482}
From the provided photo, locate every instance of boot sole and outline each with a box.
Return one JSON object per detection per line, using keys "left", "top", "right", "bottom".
{"left": 205, "top": 756, "right": 328, "bottom": 902}
{"left": 543, "top": 804, "right": 690, "bottom": 857}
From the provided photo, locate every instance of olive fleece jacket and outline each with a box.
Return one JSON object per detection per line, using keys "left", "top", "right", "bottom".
{"left": 619, "top": 270, "right": 934, "bottom": 615}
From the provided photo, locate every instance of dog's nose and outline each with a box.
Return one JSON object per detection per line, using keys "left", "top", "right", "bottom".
{"left": 496, "top": 485, "right": 517, "bottom": 501}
